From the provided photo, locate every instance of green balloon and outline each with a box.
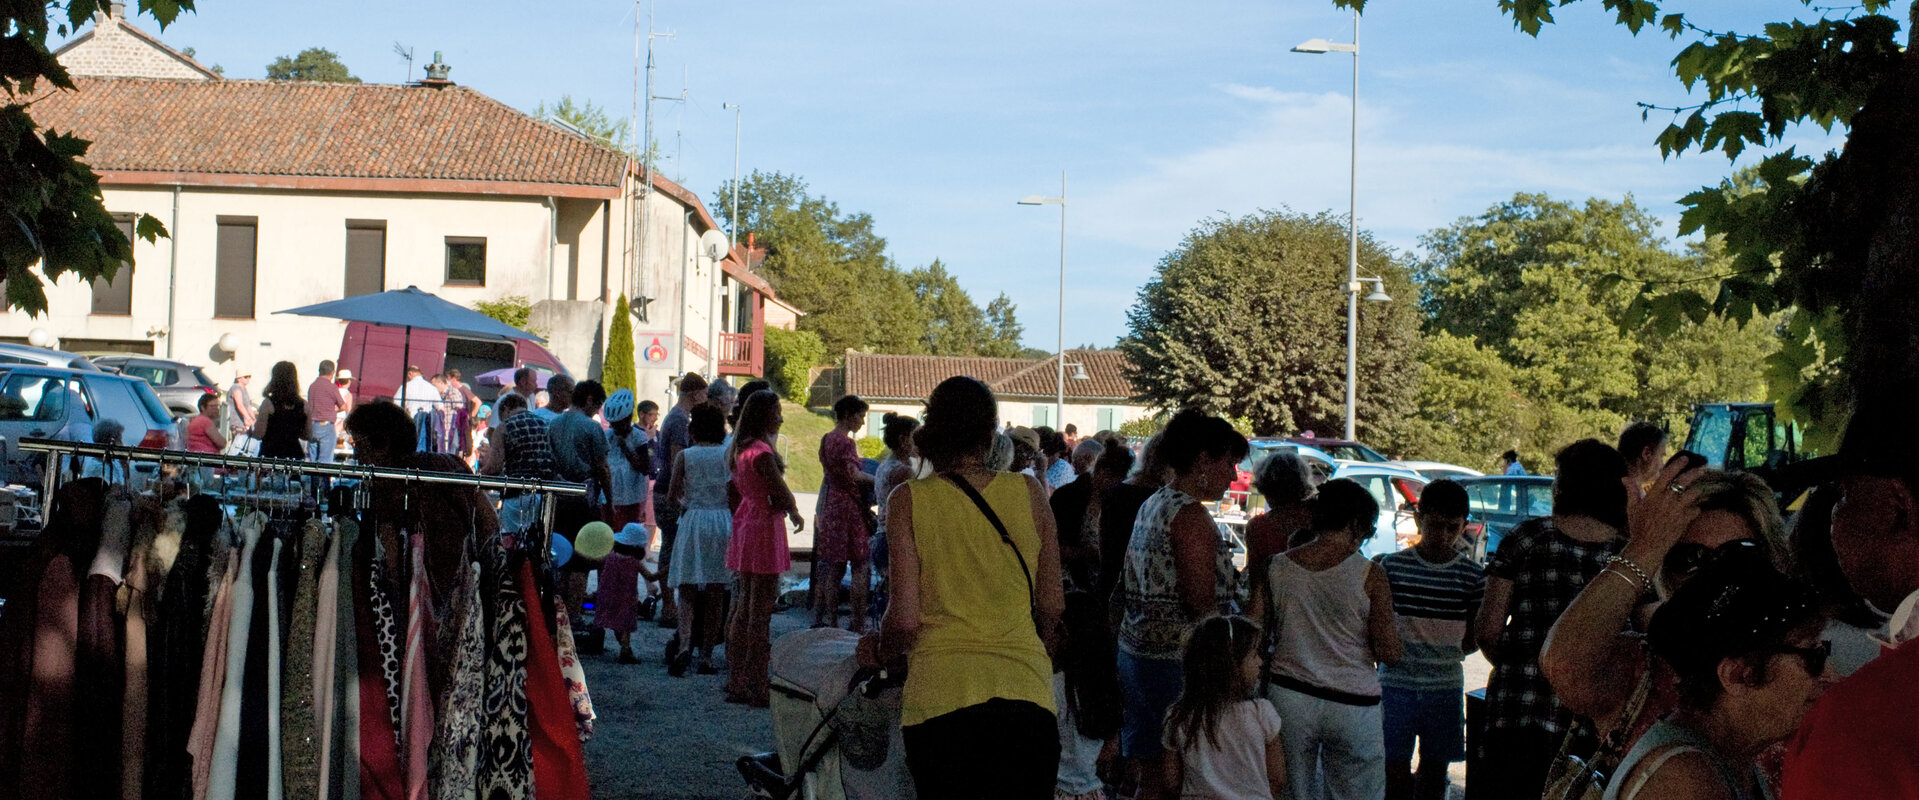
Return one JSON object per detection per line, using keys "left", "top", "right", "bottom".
{"left": 574, "top": 520, "right": 616, "bottom": 561}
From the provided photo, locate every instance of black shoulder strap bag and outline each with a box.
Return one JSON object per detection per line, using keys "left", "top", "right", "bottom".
{"left": 941, "top": 472, "right": 1040, "bottom": 635}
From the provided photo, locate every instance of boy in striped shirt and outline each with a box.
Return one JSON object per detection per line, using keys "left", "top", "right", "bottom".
{"left": 1377, "top": 479, "right": 1485, "bottom": 800}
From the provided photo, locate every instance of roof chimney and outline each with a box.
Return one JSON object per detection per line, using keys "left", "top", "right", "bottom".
{"left": 419, "top": 51, "right": 454, "bottom": 86}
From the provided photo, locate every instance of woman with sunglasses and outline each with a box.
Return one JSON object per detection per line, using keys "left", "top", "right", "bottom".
{"left": 1541, "top": 462, "right": 1791, "bottom": 740}
{"left": 1603, "top": 557, "right": 1830, "bottom": 800}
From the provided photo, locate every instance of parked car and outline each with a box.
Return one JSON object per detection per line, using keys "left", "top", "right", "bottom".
{"left": 1285, "top": 436, "right": 1392, "bottom": 464}
{"left": 1230, "top": 439, "right": 1336, "bottom": 501}
{"left": 0, "top": 343, "right": 103, "bottom": 372}
{"left": 0, "top": 365, "right": 177, "bottom": 484}
{"left": 1332, "top": 462, "right": 1429, "bottom": 559}
{"left": 1455, "top": 474, "right": 1555, "bottom": 561}
{"left": 1398, "top": 460, "right": 1485, "bottom": 481}
{"left": 91, "top": 355, "right": 220, "bottom": 419}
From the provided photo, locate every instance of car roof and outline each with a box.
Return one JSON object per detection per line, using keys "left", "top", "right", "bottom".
{"left": 1287, "top": 436, "right": 1364, "bottom": 447}
{"left": 1332, "top": 463, "right": 1425, "bottom": 481}
{"left": 1455, "top": 475, "right": 1554, "bottom": 485}
{"left": 94, "top": 355, "right": 194, "bottom": 368}
{"left": 0, "top": 342, "right": 103, "bottom": 370}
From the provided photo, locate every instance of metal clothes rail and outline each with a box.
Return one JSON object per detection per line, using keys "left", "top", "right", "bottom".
{"left": 16, "top": 437, "right": 587, "bottom": 496}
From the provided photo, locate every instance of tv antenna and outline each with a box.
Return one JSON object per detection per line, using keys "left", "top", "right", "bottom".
{"left": 393, "top": 42, "right": 415, "bottom": 83}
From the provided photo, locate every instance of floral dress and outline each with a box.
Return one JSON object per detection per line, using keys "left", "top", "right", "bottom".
{"left": 814, "top": 430, "right": 870, "bottom": 563}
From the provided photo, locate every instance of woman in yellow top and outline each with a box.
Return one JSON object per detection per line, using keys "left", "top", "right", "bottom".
{"left": 881, "top": 375, "right": 1066, "bottom": 799}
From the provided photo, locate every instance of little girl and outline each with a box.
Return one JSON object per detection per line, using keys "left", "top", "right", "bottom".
{"left": 1163, "top": 615, "right": 1287, "bottom": 800}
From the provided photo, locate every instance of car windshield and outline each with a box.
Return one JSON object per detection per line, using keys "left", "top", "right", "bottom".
{"left": 1324, "top": 443, "right": 1387, "bottom": 462}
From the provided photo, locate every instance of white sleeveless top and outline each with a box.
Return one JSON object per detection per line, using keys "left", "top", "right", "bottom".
{"left": 1267, "top": 550, "right": 1380, "bottom": 697}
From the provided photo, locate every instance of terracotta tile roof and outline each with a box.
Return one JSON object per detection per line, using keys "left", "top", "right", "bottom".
{"left": 31, "top": 77, "right": 630, "bottom": 189}
{"left": 845, "top": 349, "right": 1138, "bottom": 402}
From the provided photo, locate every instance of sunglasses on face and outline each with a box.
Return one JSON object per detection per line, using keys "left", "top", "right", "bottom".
{"left": 1664, "top": 537, "right": 1763, "bottom": 578}
{"left": 1770, "top": 640, "right": 1832, "bottom": 677}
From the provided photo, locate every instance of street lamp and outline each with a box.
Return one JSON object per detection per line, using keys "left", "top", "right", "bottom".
{"left": 1018, "top": 172, "right": 1068, "bottom": 429}
{"left": 1294, "top": 9, "right": 1365, "bottom": 440}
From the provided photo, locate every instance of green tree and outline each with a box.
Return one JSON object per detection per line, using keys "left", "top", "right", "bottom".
{"left": 1339, "top": 0, "right": 1915, "bottom": 454}
{"left": 714, "top": 170, "right": 946, "bottom": 357}
{"left": 603, "top": 296, "right": 636, "bottom": 396}
{"left": 0, "top": 0, "right": 175, "bottom": 314}
{"left": 981, "top": 294, "right": 1026, "bottom": 358}
{"left": 472, "top": 295, "right": 546, "bottom": 339}
{"left": 909, "top": 260, "right": 988, "bottom": 355}
{"left": 535, "top": 95, "right": 629, "bottom": 152}
{"left": 764, "top": 327, "right": 825, "bottom": 401}
{"left": 265, "top": 47, "right": 360, "bottom": 83}
{"left": 1120, "top": 209, "right": 1420, "bottom": 441}
{"left": 1416, "top": 193, "right": 1779, "bottom": 457}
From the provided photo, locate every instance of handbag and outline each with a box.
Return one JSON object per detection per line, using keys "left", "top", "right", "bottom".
{"left": 1540, "top": 651, "right": 1658, "bottom": 800}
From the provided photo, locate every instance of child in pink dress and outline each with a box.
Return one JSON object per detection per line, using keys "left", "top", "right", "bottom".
{"left": 724, "top": 390, "right": 802, "bottom": 706}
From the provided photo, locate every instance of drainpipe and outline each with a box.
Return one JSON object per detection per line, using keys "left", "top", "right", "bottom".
{"left": 676, "top": 209, "right": 691, "bottom": 374}
{"left": 165, "top": 184, "right": 180, "bottom": 358}
{"left": 543, "top": 197, "right": 558, "bottom": 304}
{"left": 708, "top": 231, "right": 720, "bottom": 377}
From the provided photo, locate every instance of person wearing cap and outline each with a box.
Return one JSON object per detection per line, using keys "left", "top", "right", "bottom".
{"left": 654, "top": 372, "right": 709, "bottom": 629}
{"left": 225, "top": 371, "right": 256, "bottom": 449}
{"left": 602, "top": 388, "right": 654, "bottom": 532}
{"left": 1009, "top": 426, "right": 1041, "bottom": 475}
{"left": 1606, "top": 557, "right": 1829, "bottom": 800}
{"left": 598, "top": 522, "right": 660, "bottom": 664}
{"left": 307, "top": 359, "right": 344, "bottom": 463}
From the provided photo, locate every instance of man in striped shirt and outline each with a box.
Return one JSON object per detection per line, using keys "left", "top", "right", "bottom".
{"left": 1377, "top": 479, "right": 1485, "bottom": 800}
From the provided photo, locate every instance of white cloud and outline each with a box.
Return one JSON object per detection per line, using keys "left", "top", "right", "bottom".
{"left": 1071, "top": 83, "right": 1712, "bottom": 258}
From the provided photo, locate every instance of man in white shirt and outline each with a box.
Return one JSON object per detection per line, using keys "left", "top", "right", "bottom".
{"left": 400, "top": 365, "right": 441, "bottom": 416}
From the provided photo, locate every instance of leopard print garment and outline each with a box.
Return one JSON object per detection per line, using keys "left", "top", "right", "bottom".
{"left": 368, "top": 554, "right": 404, "bottom": 746}
{"left": 477, "top": 548, "right": 533, "bottom": 800}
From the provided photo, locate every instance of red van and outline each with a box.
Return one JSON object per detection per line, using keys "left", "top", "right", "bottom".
{"left": 335, "top": 321, "right": 569, "bottom": 405}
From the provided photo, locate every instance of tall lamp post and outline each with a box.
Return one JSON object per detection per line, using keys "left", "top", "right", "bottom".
{"left": 1294, "top": 10, "right": 1375, "bottom": 441}
{"left": 723, "top": 102, "right": 742, "bottom": 251}
{"left": 1018, "top": 173, "right": 1068, "bottom": 429}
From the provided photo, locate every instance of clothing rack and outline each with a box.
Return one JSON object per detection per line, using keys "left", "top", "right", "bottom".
{"left": 18, "top": 437, "right": 585, "bottom": 520}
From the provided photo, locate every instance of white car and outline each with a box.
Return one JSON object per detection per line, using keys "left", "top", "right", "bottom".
{"left": 1397, "top": 461, "right": 1484, "bottom": 481}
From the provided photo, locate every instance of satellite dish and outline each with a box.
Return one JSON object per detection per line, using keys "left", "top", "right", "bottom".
{"left": 699, "top": 229, "right": 730, "bottom": 263}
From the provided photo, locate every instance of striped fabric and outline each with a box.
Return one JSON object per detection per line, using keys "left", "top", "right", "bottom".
{"left": 1377, "top": 549, "right": 1486, "bottom": 690}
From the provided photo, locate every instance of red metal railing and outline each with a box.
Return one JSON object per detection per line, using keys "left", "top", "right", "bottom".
{"left": 718, "top": 332, "right": 760, "bottom": 376}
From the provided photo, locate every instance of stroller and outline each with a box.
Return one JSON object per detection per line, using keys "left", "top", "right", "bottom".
{"left": 737, "top": 628, "right": 916, "bottom": 800}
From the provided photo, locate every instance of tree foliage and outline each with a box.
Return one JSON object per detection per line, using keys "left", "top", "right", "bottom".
{"left": 472, "top": 295, "right": 545, "bottom": 339}
{"left": 265, "top": 47, "right": 360, "bottom": 83}
{"left": 1411, "top": 193, "right": 1778, "bottom": 463}
{"left": 1335, "top": 0, "right": 1919, "bottom": 452}
{"left": 603, "top": 295, "right": 637, "bottom": 396}
{"left": 713, "top": 170, "right": 1024, "bottom": 360}
{"left": 764, "top": 327, "right": 825, "bottom": 401}
{"left": 1, "top": 0, "right": 176, "bottom": 314}
{"left": 1120, "top": 209, "right": 1420, "bottom": 442}
{"left": 535, "top": 95, "right": 629, "bottom": 152}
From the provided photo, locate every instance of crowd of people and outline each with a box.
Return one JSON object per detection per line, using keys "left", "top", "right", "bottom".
{"left": 186, "top": 358, "right": 1916, "bottom": 800}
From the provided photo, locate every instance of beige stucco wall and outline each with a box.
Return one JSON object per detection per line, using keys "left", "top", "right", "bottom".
{"left": 6, "top": 185, "right": 564, "bottom": 385}
{"left": 9, "top": 175, "right": 734, "bottom": 412}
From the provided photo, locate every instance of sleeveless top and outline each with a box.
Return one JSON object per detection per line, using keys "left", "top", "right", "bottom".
{"left": 727, "top": 440, "right": 790, "bottom": 575}
{"left": 259, "top": 396, "right": 306, "bottom": 459}
{"left": 900, "top": 473, "right": 1055, "bottom": 727}
{"left": 1117, "top": 486, "right": 1238, "bottom": 659}
{"left": 1267, "top": 550, "right": 1380, "bottom": 698}
{"left": 1604, "top": 720, "right": 1767, "bottom": 800}
{"left": 679, "top": 445, "right": 730, "bottom": 512}
{"left": 873, "top": 454, "right": 912, "bottom": 536}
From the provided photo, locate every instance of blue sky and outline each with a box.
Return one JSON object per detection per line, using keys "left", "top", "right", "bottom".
{"left": 92, "top": 0, "right": 1852, "bottom": 349}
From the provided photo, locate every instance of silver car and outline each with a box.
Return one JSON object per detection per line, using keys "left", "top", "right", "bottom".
{"left": 91, "top": 355, "right": 219, "bottom": 419}
{"left": 0, "top": 365, "right": 177, "bottom": 484}
{"left": 0, "top": 343, "right": 103, "bottom": 372}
